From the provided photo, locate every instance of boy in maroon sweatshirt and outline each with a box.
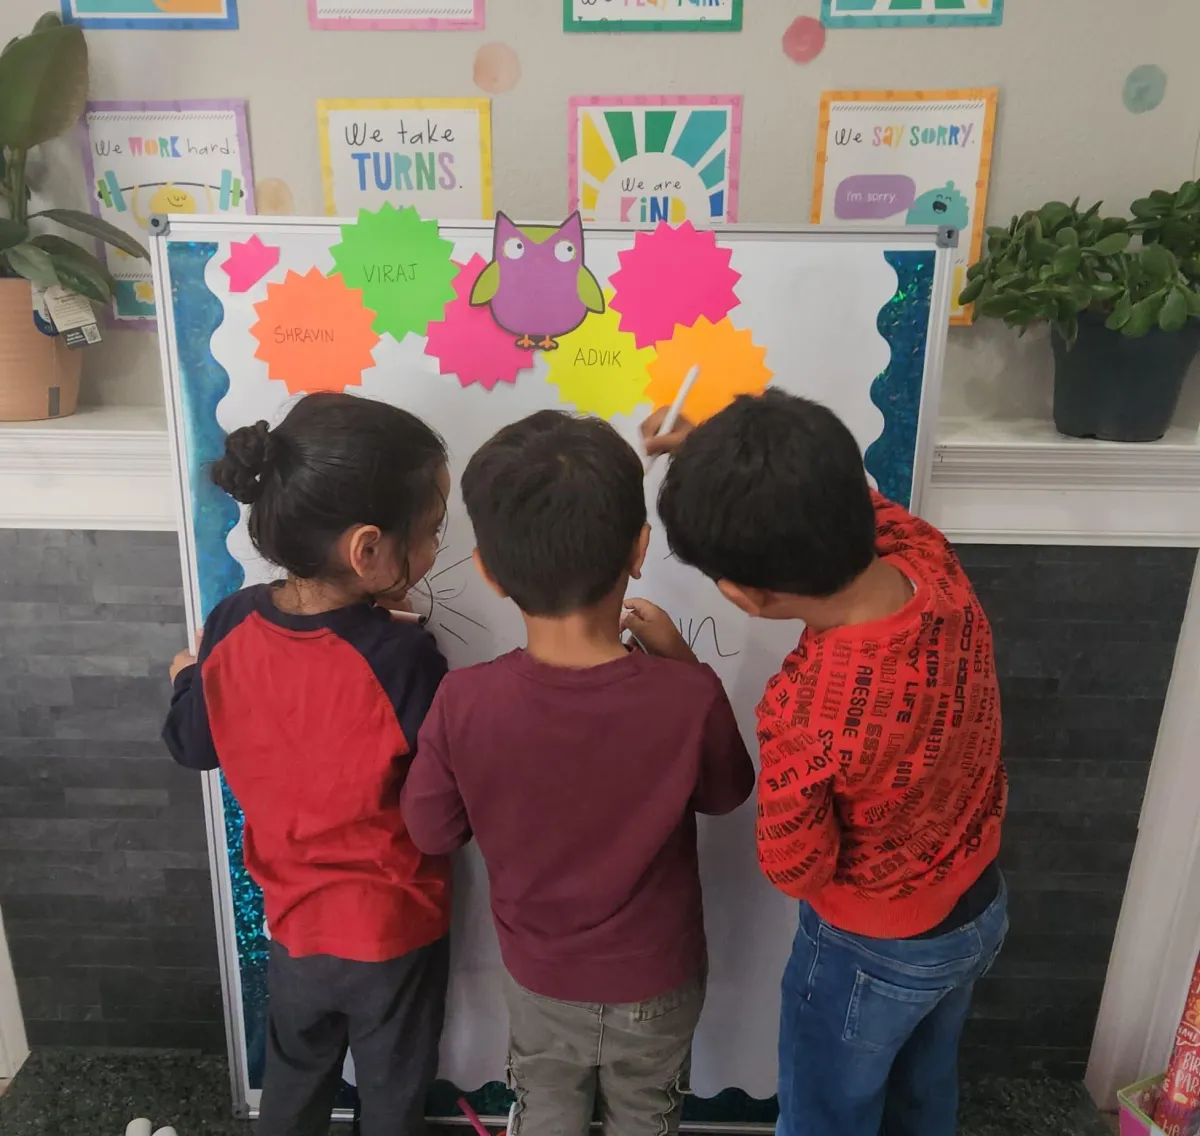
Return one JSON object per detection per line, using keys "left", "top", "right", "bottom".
{"left": 401, "top": 411, "right": 754, "bottom": 1136}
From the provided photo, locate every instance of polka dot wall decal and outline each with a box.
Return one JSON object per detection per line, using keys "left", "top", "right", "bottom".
{"left": 255, "top": 178, "right": 295, "bottom": 215}
{"left": 474, "top": 42, "right": 521, "bottom": 95}
{"left": 1123, "top": 64, "right": 1167, "bottom": 114}
{"left": 782, "top": 16, "right": 826, "bottom": 64}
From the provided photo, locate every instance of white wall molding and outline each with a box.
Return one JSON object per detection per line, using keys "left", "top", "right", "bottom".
{"left": 925, "top": 418, "right": 1200, "bottom": 546}
{"left": 2, "top": 409, "right": 1200, "bottom": 545}
{"left": 0, "top": 406, "right": 175, "bottom": 531}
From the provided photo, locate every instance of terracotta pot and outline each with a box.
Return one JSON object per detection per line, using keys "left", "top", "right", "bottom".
{"left": 0, "top": 278, "right": 82, "bottom": 421}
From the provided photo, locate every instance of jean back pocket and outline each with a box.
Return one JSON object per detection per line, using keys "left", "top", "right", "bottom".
{"left": 843, "top": 969, "right": 952, "bottom": 1052}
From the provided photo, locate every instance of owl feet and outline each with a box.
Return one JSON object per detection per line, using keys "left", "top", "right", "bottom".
{"left": 537, "top": 337, "right": 559, "bottom": 351}
{"left": 515, "top": 335, "right": 536, "bottom": 350}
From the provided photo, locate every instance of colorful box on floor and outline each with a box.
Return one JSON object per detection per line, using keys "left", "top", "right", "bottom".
{"left": 1120, "top": 1076, "right": 1168, "bottom": 1136}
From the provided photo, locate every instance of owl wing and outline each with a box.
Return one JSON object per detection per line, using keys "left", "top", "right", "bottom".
{"left": 469, "top": 260, "right": 501, "bottom": 306}
{"left": 577, "top": 266, "right": 605, "bottom": 314}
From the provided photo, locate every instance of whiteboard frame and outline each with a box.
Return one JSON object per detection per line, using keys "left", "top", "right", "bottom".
{"left": 151, "top": 214, "right": 956, "bottom": 1127}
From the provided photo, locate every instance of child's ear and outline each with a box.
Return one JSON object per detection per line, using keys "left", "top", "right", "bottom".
{"left": 716, "top": 578, "right": 769, "bottom": 617}
{"left": 344, "top": 524, "right": 387, "bottom": 584}
{"left": 472, "top": 548, "right": 508, "bottom": 599}
{"left": 629, "top": 524, "right": 651, "bottom": 580}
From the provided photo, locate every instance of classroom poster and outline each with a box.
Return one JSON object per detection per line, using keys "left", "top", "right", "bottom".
{"left": 308, "top": 0, "right": 483, "bottom": 30}
{"left": 80, "top": 101, "right": 254, "bottom": 324}
{"left": 318, "top": 99, "right": 493, "bottom": 220}
{"left": 821, "top": 0, "right": 1002, "bottom": 27}
{"left": 61, "top": 0, "right": 238, "bottom": 30}
{"left": 564, "top": 0, "right": 742, "bottom": 32}
{"left": 812, "top": 89, "right": 998, "bottom": 323}
{"left": 569, "top": 96, "right": 742, "bottom": 225}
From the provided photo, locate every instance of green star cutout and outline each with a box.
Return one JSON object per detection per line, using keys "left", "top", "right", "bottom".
{"left": 329, "top": 204, "right": 459, "bottom": 343}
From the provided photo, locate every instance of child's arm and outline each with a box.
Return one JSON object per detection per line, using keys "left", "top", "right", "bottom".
{"left": 400, "top": 688, "right": 472, "bottom": 855}
{"left": 692, "top": 681, "right": 755, "bottom": 816}
{"left": 757, "top": 763, "right": 839, "bottom": 900}
{"left": 162, "top": 630, "right": 219, "bottom": 771}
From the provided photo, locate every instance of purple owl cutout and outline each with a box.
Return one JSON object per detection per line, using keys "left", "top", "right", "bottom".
{"left": 469, "top": 211, "right": 606, "bottom": 350}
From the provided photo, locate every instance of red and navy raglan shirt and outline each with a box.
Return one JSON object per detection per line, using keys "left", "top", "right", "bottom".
{"left": 163, "top": 584, "right": 451, "bottom": 963}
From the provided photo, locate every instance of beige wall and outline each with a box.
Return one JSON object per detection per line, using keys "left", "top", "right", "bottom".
{"left": 3, "top": 0, "right": 1197, "bottom": 422}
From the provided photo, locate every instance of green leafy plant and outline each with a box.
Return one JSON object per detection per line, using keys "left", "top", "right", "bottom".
{"left": 960, "top": 196, "right": 1200, "bottom": 345}
{"left": 1129, "top": 180, "right": 1200, "bottom": 282}
{"left": 0, "top": 11, "right": 148, "bottom": 305}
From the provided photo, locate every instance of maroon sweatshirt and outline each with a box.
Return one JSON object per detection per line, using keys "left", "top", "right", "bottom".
{"left": 400, "top": 648, "right": 755, "bottom": 1004}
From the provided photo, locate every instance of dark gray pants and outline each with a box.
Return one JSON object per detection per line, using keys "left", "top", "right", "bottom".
{"left": 258, "top": 937, "right": 449, "bottom": 1136}
{"left": 503, "top": 971, "right": 706, "bottom": 1136}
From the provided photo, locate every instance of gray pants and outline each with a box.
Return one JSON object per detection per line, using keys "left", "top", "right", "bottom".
{"left": 503, "top": 971, "right": 706, "bottom": 1136}
{"left": 258, "top": 937, "right": 449, "bottom": 1136}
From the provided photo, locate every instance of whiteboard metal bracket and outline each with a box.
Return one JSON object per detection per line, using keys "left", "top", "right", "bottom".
{"left": 149, "top": 214, "right": 170, "bottom": 236}
{"left": 937, "top": 226, "right": 959, "bottom": 248}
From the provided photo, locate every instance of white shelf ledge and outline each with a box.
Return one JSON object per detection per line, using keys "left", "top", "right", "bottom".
{"left": 2, "top": 407, "right": 1200, "bottom": 545}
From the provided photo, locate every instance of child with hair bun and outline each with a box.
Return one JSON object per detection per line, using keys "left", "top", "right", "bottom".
{"left": 163, "top": 392, "right": 452, "bottom": 1136}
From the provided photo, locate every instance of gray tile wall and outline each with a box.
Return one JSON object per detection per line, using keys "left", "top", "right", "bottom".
{"left": 0, "top": 531, "right": 222, "bottom": 1050}
{"left": 957, "top": 544, "right": 1196, "bottom": 1080}
{"left": 0, "top": 533, "right": 1192, "bottom": 1079}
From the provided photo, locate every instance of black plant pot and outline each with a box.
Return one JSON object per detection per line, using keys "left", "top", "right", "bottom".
{"left": 1051, "top": 317, "right": 1200, "bottom": 442}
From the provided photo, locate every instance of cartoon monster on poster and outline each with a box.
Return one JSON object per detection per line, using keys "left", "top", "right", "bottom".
{"left": 906, "top": 181, "right": 970, "bottom": 230}
{"left": 470, "top": 211, "right": 605, "bottom": 350}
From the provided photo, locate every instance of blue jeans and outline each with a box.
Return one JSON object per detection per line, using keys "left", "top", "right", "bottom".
{"left": 777, "top": 876, "right": 1008, "bottom": 1136}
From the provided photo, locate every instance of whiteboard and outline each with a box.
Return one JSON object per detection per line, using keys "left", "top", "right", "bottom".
{"left": 152, "top": 213, "right": 954, "bottom": 1124}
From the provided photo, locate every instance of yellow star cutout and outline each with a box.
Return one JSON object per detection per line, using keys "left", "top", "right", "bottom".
{"left": 545, "top": 291, "right": 656, "bottom": 420}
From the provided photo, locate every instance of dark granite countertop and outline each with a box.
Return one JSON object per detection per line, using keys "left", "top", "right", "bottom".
{"left": 0, "top": 1049, "right": 1117, "bottom": 1135}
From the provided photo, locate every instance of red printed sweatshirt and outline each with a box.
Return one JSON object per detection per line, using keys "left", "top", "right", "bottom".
{"left": 755, "top": 492, "right": 1007, "bottom": 938}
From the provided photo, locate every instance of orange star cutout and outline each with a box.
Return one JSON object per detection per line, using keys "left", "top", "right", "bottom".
{"left": 250, "top": 268, "right": 380, "bottom": 395}
{"left": 644, "top": 317, "right": 773, "bottom": 424}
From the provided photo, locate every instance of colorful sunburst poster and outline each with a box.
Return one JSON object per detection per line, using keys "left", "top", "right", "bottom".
{"left": 569, "top": 95, "right": 742, "bottom": 226}
{"left": 821, "top": 0, "right": 1002, "bottom": 27}
{"left": 61, "top": 0, "right": 239, "bottom": 30}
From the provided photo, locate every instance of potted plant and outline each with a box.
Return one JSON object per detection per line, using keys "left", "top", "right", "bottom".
{"left": 959, "top": 188, "right": 1200, "bottom": 443}
{"left": 0, "top": 11, "right": 149, "bottom": 422}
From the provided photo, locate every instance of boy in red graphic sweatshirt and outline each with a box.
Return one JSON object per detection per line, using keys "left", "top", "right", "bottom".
{"left": 633, "top": 390, "right": 1008, "bottom": 1136}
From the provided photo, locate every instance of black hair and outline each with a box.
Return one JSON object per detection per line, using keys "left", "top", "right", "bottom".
{"left": 210, "top": 392, "right": 447, "bottom": 584}
{"left": 461, "top": 411, "right": 646, "bottom": 617}
{"left": 657, "top": 390, "right": 876, "bottom": 597}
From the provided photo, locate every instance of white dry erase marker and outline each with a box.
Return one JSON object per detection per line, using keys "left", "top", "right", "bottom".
{"left": 388, "top": 609, "right": 428, "bottom": 626}
{"left": 644, "top": 364, "right": 700, "bottom": 473}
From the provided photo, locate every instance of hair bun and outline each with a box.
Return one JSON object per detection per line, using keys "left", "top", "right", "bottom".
{"left": 210, "top": 420, "right": 278, "bottom": 504}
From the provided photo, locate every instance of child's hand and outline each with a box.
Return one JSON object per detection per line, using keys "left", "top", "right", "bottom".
{"left": 169, "top": 630, "right": 202, "bottom": 682}
{"left": 641, "top": 408, "right": 695, "bottom": 458}
{"left": 622, "top": 599, "right": 697, "bottom": 664}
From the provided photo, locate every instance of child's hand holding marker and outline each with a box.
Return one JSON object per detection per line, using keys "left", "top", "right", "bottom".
{"left": 622, "top": 599, "right": 697, "bottom": 665}
{"left": 642, "top": 365, "right": 699, "bottom": 468}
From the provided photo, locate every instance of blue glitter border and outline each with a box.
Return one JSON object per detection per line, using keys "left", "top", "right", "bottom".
{"left": 862, "top": 250, "right": 935, "bottom": 508}
{"left": 168, "top": 240, "right": 267, "bottom": 1082}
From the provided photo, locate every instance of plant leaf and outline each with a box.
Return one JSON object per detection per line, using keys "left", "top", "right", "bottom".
{"left": 31, "top": 234, "right": 114, "bottom": 302}
{"left": 30, "top": 208, "right": 150, "bottom": 259}
{"left": 1052, "top": 246, "right": 1083, "bottom": 275}
{"left": 1106, "top": 295, "right": 1133, "bottom": 330}
{"left": 958, "top": 276, "right": 986, "bottom": 305}
{"left": 1160, "top": 287, "right": 1190, "bottom": 332}
{"left": 1037, "top": 201, "right": 1073, "bottom": 232}
{"left": 0, "top": 24, "right": 88, "bottom": 151}
{"left": 1055, "top": 227, "right": 1080, "bottom": 248}
{"left": 1092, "top": 232, "right": 1132, "bottom": 256}
{"left": 1124, "top": 295, "right": 1162, "bottom": 338}
{"left": 4, "top": 241, "right": 57, "bottom": 288}
{"left": 1140, "top": 242, "right": 1178, "bottom": 278}
{"left": 32, "top": 12, "right": 63, "bottom": 32}
{"left": 0, "top": 217, "right": 28, "bottom": 251}
{"left": 1178, "top": 181, "right": 1200, "bottom": 210}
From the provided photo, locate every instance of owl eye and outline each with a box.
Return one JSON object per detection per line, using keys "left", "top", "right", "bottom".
{"left": 554, "top": 241, "right": 577, "bottom": 263}
{"left": 503, "top": 237, "right": 525, "bottom": 260}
